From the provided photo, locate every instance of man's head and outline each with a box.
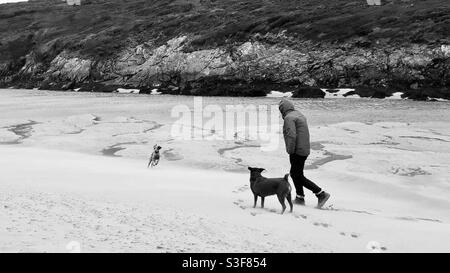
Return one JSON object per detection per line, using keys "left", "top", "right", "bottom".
{"left": 279, "top": 98, "right": 295, "bottom": 118}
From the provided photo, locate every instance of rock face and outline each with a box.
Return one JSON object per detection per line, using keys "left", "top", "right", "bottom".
{"left": 5, "top": 35, "right": 448, "bottom": 98}
{"left": 1, "top": 33, "right": 449, "bottom": 98}
{"left": 47, "top": 53, "right": 92, "bottom": 83}
{"left": 0, "top": 0, "right": 449, "bottom": 98}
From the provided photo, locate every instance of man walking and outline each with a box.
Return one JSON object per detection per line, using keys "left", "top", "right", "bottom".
{"left": 279, "top": 98, "right": 330, "bottom": 208}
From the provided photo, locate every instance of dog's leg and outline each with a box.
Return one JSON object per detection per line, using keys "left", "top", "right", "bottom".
{"left": 253, "top": 194, "right": 258, "bottom": 208}
{"left": 261, "top": 197, "right": 265, "bottom": 208}
{"left": 147, "top": 160, "right": 152, "bottom": 168}
{"left": 277, "top": 194, "right": 286, "bottom": 214}
{"left": 286, "top": 192, "right": 293, "bottom": 213}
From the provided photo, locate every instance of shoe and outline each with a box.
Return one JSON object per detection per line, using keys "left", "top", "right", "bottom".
{"left": 316, "top": 191, "right": 330, "bottom": 209}
{"left": 294, "top": 196, "right": 305, "bottom": 205}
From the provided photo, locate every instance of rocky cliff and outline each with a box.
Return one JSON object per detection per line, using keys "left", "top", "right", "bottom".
{"left": 1, "top": 0, "right": 449, "bottom": 99}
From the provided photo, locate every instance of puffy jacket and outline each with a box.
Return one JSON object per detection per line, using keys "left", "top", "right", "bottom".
{"left": 279, "top": 99, "right": 310, "bottom": 156}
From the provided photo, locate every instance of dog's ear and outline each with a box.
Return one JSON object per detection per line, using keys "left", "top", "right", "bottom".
{"left": 258, "top": 168, "right": 266, "bottom": 172}
{"left": 248, "top": 167, "right": 253, "bottom": 171}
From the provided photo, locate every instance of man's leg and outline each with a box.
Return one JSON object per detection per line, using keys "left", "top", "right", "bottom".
{"left": 289, "top": 154, "right": 305, "bottom": 197}
{"left": 290, "top": 154, "right": 330, "bottom": 208}
{"left": 290, "top": 154, "right": 322, "bottom": 194}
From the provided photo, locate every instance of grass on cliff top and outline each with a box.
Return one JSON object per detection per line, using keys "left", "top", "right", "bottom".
{"left": 1, "top": 0, "right": 449, "bottom": 62}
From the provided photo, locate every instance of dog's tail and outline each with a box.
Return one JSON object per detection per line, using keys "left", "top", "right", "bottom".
{"left": 284, "top": 173, "right": 291, "bottom": 191}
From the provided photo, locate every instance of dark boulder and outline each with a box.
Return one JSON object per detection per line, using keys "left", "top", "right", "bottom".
{"left": 184, "top": 76, "right": 270, "bottom": 97}
{"left": 138, "top": 86, "right": 154, "bottom": 94}
{"left": 401, "top": 88, "right": 450, "bottom": 101}
{"left": 78, "top": 82, "right": 119, "bottom": 92}
{"left": 354, "top": 86, "right": 392, "bottom": 98}
{"left": 343, "top": 90, "right": 357, "bottom": 97}
{"left": 38, "top": 80, "right": 64, "bottom": 91}
{"left": 292, "top": 86, "right": 325, "bottom": 98}
{"left": 401, "top": 91, "right": 428, "bottom": 101}
{"left": 371, "top": 91, "right": 389, "bottom": 99}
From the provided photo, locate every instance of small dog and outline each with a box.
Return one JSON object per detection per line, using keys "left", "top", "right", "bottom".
{"left": 148, "top": 145, "right": 162, "bottom": 168}
{"left": 247, "top": 167, "right": 293, "bottom": 214}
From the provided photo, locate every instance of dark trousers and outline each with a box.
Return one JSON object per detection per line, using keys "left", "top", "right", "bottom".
{"left": 289, "top": 154, "right": 321, "bottom": 196}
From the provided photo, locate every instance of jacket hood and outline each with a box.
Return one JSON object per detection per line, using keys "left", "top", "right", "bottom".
{"left": 279, "top": 99, "right": 295, "bottom": 118}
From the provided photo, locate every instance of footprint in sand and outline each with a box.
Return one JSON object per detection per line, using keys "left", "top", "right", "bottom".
{"left": 293, "top": 214, "right": 308, "bottom": 220}
{"left": 293, "top": 211, "right": 365, "bottom": 239}
{"left": 339, "top": 231, "right": 360, "bottom": 238}
{"left": 313, "top": 222, "right": 331, "bottom": 228}
{"left": 232, "top": 199, "right": 247, "bottom": 210}
{"left": 234, "top": 199, "right": 277, "bottom": 216}
{"left": 232, "top": 185, "right": 249, "bottom": 194}
{"left": 366, "top": 241, "right": 388, "bottom": 252}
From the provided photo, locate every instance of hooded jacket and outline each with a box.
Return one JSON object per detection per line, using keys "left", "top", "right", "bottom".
{"left": 279, "top": 99, "right": 310, "bottom": 156}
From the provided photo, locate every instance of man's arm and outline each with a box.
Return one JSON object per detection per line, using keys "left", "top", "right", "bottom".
{"left": 283, "top": 116, "right": 297, "bottom": 155}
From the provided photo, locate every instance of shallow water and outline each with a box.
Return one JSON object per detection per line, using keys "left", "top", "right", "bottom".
{"left": 1, "top": 89, "right": 449, "bottom": 126}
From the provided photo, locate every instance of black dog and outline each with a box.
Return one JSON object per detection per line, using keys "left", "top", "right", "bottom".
{"left": 247, "top": 167, "right": 293, "bottom": 214}
{"left": 148, "top": 145, "right": 162, "bottom": 168}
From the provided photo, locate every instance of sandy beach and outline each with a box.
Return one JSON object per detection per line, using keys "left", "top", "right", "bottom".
{"left": 1, "top": 89, "right": 449, "bottom": 252}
